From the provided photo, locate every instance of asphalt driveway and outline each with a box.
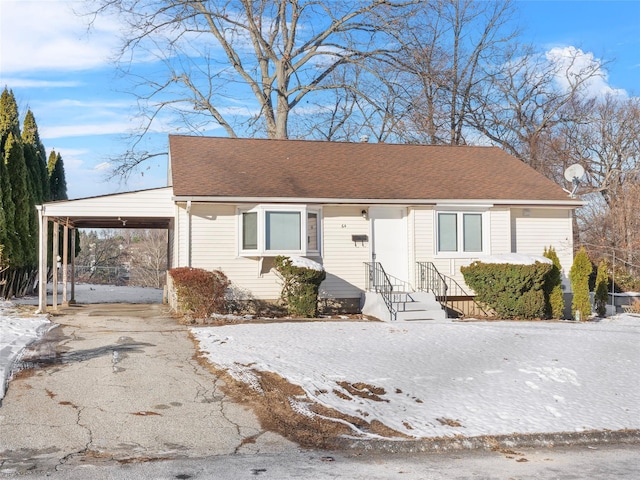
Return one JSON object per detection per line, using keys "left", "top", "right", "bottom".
{"left": 0, "top": 304, "right": 298, "bottom": 476}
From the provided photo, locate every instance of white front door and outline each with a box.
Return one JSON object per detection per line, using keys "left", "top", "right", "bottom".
{"left": 370, "top": 207, "right": 408, "bottom": 283}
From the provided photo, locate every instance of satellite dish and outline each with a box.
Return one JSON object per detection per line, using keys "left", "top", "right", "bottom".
{"left": 564, "top": 164, "right": 585, "bottom": 182}
{"left": 563, "top": 164, "right": 585, "bottom": 198}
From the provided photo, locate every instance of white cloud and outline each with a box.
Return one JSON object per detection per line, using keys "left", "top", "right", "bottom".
{"left": 40, "top": 121, "right": 135, "bottom": 139}
{"left": 0, "top": 78, "right": 82, "bottom": 88}
{"left": 93, "top": 162, "right": 112, "bottom": 171}
{"left": 545, "top": 46, "right": 627, "bottom": 98}
{"left": 0, "top": 0, "right": 121, "bottom": 73}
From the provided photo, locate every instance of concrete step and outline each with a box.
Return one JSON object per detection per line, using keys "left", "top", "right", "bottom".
{"left": 362, "top": 291, "right": 447, "bottom": 322}
{"left": 396, "top": 308, "right": 447, "bottom": 321}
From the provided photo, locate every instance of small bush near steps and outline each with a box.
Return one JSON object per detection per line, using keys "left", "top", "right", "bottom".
{"left": 169, "top": 267, "right": 230, "bottom": 323}
{"left": 274, "top": 256, "right": 326, "bottom": 318}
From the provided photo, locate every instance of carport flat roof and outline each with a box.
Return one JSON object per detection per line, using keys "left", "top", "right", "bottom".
{"left": 39, "top": 187, "right": 175, "bottom": 229}
{"left": 48, "top": 215, "right": 172, "bottom": 229}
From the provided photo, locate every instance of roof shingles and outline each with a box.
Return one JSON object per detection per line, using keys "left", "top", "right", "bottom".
{"left": 169, "top": 135, "right": 572, "bottom": 203}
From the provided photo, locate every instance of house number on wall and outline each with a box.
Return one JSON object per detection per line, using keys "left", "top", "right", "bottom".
{"left": 341, "top": 224, "right": 347, "bottom": 228}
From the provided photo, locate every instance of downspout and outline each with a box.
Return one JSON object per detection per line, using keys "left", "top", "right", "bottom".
{"left": 186, "top": 200, "right": 192, "bottom": 267}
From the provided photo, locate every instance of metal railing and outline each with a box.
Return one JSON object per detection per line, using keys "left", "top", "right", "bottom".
{"left": 364, "top": 262, "right": 398, "bottom": 321}
{"left": 416, "top": 261, "right": 448, "bottom": 304}
{"left": 416, "top": 261, "right": 490, "bottom": 318}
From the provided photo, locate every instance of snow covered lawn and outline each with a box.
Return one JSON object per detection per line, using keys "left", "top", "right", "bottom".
{"left": 0, "top": 302, "right": 50, "bottom": 400}
{"left": 193, "top": 315, "right": 640, "bottom": 440}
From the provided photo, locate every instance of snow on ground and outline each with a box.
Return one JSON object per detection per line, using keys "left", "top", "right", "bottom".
{"left": 12, "top": 283, "right": 164, "bottom": 306}
{"left": 0, "top": 302, "right": 50, "bottom": 400}
{"left": 193, "top": 315, "right": 640, "bottom": 440}
{"left": 3, "top": 282, "right": 638, "bottom": 441}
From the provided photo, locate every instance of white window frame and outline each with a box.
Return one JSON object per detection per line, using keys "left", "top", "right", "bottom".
{"left": 238, "top": 204, "right": 322, "bottom": 257}
{"left": 435, "top": 208, "right": 489, "bottom": 257}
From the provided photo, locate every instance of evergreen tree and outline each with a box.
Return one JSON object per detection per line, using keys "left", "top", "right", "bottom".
{"left": 4, "top": 132, "right": 30, "bottom": 267}
{"left": 0, "top": 89, "right": 21, "bottom": 267}
{"left": 569, "top": 247, "right": 593, "bottom": 320}
{"left": 22, "top": 110, "right": 50, "bottom": 203}
{"left": 21, "top": 111, "right": 48, "bottom": 266}
{"left": 543, "top": 246, "right": 565, "bottom": 319}
{"left": 48, "top": 150, "right": 68, "bottom": 201}
{"left": 594, "top": 260, "right": 609, "bottom": 317}
{"left": 0, "top": 151, "right": 7, "bottom": 256}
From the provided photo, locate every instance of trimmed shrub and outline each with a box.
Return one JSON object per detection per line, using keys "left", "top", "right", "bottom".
{"left": 169, "top": 267, "right": 230, "bottom": 322}
{"left": 569, "top": 247, "right": 592, "bottom": 320}
{"left": 461, "top": 261, "right": 552, "bottom": 319}
{"left": 594, "top": 260, "right": 609, "bottom": 317}
{"left": 274, "top": 256, "right": 326, "bottom": 318}
{"left": 543, "top": 246, "right": 565, "bottom": 319}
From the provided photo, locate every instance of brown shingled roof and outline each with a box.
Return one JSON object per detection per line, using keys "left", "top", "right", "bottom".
{"left": 169, "top": 135, "right": 574, "bottom": 203}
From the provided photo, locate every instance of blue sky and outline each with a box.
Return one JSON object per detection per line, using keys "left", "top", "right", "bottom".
{"left": 1, "top": 0, "right": 638, "bottom": 200}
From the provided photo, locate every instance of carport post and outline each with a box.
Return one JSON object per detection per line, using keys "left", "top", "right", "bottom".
{"left": 62, "top": 224, "right": 69, "bottom": 305}
{"left": 52, "top": 222, "right": 59, "bottom": 310}
{"left": 36, "top": 206, "right": 48, "bottom": 313}
{"left": 70, "top": 227, "right": 76, "bottom": 304}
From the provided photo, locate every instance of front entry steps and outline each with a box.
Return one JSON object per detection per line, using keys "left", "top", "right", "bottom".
{"left": 362, "top": 291, "right": 447, "bottom": 322}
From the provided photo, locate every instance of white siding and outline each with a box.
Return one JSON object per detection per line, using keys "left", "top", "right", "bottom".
{"left": 43, "top": 187, "right": 174, "bottom": 218}
{"left": 413, "top": 207, "right": 435, "bottom": 261}
{"left": 320, "top": 206, "right": 370, "bottom": 299}
{"left": 174, "top": 203, "right": 371, "bottom": 300}
{"left": 412, "top": 206, "right": 521, "bottom": 292}
{"left": 187, "top": 204, "right": 282, "bottom": 299}
{"left": 489, "top": 208, "right": 511, "bottom": 254}
{"left": 175, "top": 204, "right": 190, "bottom": 267}
{"left": 511, "top": 208, "right": 574, "bottom": 288}
{"left": 171, "top": 202, "right": 576, "bottom": 301}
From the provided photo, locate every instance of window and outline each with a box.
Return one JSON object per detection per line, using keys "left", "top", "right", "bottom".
{"left": 437, "top": 211, "right": 484, "bottom": 254}
{"left": 239, "top": 206, "right": 321, "bottom": 256}
{"left": 266, "top": 211, "right": 301, "bottom": 250}
{"left": 242, "top": 212, "right": 258, "bottom": 250}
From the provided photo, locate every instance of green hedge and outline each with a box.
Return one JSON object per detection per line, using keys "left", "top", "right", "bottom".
{"left": 461, "top": 261, "right": 552, "bottom": 319}
{"left": 274, "top": 256, "right": 326, "bottom": 318}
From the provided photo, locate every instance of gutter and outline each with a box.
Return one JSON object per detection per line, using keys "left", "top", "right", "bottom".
{"left": 172, "top": 196, "right": 585, "bottom": 208}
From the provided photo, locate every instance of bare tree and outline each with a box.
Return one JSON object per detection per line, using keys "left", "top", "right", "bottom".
{"left": 389, "top": 0, "right": 519, "bottom": 145}
{"left": 469, "top": 46, "right": 605, "bottom": 175}
{"left": 76, "top": 230, "right": 130, "bottom": 284}
{"left": 127, "top": 229, "right": 168, "bottom": 288}
{"left": 550, "top": 96, "right": 640, "bottom": 277}
{"left": 85, "top": 0, "right": 415, "bottom": 176}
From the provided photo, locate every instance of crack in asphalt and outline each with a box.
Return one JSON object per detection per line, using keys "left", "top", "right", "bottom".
{"left": 53, "top": 399, "right": 92, "bottom": 471}
{"left": 184, "top": 342, "right": 266, "bottom": 454}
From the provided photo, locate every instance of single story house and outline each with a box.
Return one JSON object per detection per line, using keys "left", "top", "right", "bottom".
{"left": 36, "top": 135, "right": 583, "bottom": 320}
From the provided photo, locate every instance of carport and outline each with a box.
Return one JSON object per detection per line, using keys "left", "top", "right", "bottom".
{"left": 36, "top": 187, "right": 175, "bottom": 313}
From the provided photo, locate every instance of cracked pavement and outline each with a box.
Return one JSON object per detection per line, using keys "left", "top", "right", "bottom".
{"left": 0, "top": 304, "right": 298, "bottom": 476}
